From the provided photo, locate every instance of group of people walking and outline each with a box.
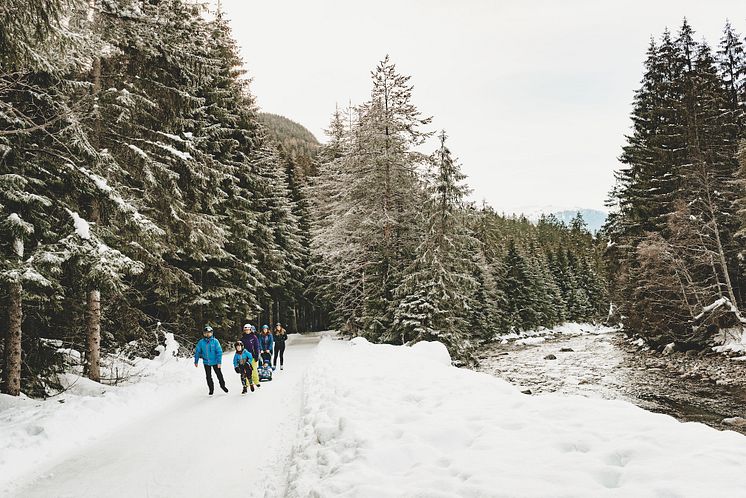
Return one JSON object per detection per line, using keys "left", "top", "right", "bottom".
{"left": 193, "top": 322, "right": 289, "bottom": 395}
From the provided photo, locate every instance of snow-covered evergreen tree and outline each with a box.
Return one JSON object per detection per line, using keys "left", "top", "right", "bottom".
{"left": 501, "top": 241, "right": 542, "bottom": 331}
{"left": 391, "top": 132, "right": 477, "bottom": 359}
{"left": 310, "top": 57, "right": 432, "bottom": 339}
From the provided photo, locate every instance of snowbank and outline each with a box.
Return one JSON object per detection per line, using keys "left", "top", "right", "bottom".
{"left": 501, "top": 322, "right": 617, "bottom": 345}
{"left": 515, "top": 336, "right": 546, "bottom": 346}
{"left": 712, "top": 327, "right": 746, "bottom": 354}
{"left": 287, "top": 338, "right": 746, "bottom": 497}
{"left": 0, "top": 333, "right": 190, "bottom": 493}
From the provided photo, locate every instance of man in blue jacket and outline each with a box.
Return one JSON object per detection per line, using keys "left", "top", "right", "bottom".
{"left": 194, "top": 325, "right": 228, "bottom": 395}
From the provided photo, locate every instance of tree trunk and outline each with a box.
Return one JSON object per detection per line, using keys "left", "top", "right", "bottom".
{"left": 3, "top": 279, "right": 22, "bottom": 396}
{"left": 83, "top": 0, "right": 103, "bottom": 383}
{"left": 703, "top": 175, "right": 738, "bottom": 308}
{"left": 86, "top": 289, "right": 101, "bottom": 382}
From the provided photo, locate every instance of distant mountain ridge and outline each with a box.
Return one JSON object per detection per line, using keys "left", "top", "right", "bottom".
{"left": 551, "top": 209, "right": 607, "bottom": 233}
{"left": 520, "top": 207, "right": 608, "bottom": 234}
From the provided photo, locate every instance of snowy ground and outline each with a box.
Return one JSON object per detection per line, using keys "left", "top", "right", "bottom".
{"left": 288, "top": 338, "right": 746, "bottom": 498}
{"left": 502, "top": 322, "right": 618, "bottom": 346}
{"left": 4, "top": 332, "right": 746, "bottom": 497}
{"left": 1, "top": 334, "right": 322, "bottom": 497}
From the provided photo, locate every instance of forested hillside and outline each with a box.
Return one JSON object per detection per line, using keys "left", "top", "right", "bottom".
{"left": 605, "top": 19, "right": 746, "bottom": 349}
{"left": 259, "top": 112, "right": 319, "bottom": 175}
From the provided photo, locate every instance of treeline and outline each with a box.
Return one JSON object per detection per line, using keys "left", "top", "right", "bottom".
{"left": 307, "top": 57, "right": 607, "bottom": 361}
{"left": 0, "top": 0, "right": 324, "bottom": 396}
{"left": 605, "top": 19, "right": 746, "bottom": 348}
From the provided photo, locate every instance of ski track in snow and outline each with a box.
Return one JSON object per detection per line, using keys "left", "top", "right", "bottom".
{"left": 8, "top": 335, "right": 321, "bottom": 498}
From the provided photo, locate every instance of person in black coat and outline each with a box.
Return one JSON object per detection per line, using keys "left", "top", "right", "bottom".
{"left": 273, "top": 322, "right": 288, "bottom": 370}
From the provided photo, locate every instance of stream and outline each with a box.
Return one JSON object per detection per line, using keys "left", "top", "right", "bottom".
{"left": 477, "top": 329, "right": 746, "bottom": 434}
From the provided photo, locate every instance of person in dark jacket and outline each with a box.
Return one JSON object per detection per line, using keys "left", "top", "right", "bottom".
{"left": 194, "top": 325, "right": 228, "bottom": 395}
{"left": 273, "top": 322, "right": 288, "bottom": 370}
{"left": 232, "top": 341, "right": 254, "bottom": 394}
{"left": 240, "top": 324, "right": 261, "bottom": 388}
{"left": 259, "top": 324, "right": 274, "bottom": 367}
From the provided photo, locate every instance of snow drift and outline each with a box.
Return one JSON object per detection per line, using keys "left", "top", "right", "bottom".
{"left": 0, "top": 333, "right": 189, "bottom": 493}
{"left": 287, "top": 338, "right": 746, "bottom": 497}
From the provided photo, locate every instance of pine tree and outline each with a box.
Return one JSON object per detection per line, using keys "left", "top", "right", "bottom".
{"left": 310, "top": 57, "right": 432, "bottom": 340}
{"left": 717, "top": 21, "right": 745, "bottom": 126}
{"left": 501, "top": 241, "right": 541, "bottom": 331}
{"left": 354, "top": 56, "right": 433, "bottom": 339}
{"left": 610, "top": 33, "right": 684, "bottom": 243}
{"left": 678, "top": 24, "right": 741, "bottom": 308}
{"left": 608, "top": 19, "right": 746, "bottom": 345}
{"left": 306, "top": 108, "right": 360, "bottom": 331}
{"left": 1, "top": 0, "right": 97, "bottom": 393}
{"left": 391, "top": 132, "right": 477, "bottom": 359}
{"left": 526, "top": 245, "right": 565, "bottom": 326}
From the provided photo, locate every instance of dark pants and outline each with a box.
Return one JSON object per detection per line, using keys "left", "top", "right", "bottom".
{"left": 204, "top": 364, "right": 226, "bottom": 392}
{"left": 274, "top": 342, "right": 286, "bottom": 366}
{"left": 237, "top": 363, "right": 253, "bottom": 386}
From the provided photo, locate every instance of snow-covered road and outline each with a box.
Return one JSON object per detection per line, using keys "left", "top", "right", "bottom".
{"left": 10, "top": 334, "right": 321, "bottom": 498}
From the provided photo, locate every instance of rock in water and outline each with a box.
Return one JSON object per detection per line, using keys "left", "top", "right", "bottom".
{"left": 544, "top": 354, "right": 557, "bottom": 360}
{"left": 722, "top": 417, "right": 746, "bottom": 428}
{"left": 559, "top": 348, "right": 574, "bottom": 353}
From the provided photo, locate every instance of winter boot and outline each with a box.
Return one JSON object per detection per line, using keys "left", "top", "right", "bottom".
{"left": 209, "top": 389, "right": 214, "bottom": 396}
{"left": 280, "top": 365, "right": 283, "bottom": 370}
{"left": 221, "top": 385, "right": 229, "bottom": 393}
{"left": 242, "top": 386, "right": 247, "bottom": 394}
{"left": 250, "top": 383, "right": 255, "bottom": 392}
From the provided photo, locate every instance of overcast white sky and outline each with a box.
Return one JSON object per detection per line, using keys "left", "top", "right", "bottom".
{"left": 221, "top": 0, "right": 745, "bottom": 215}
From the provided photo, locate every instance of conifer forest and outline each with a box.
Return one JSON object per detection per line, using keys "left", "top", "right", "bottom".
{"left": 1, "top": 0, "right": 745, "bottom": 401}
{"left": 7, "top": 2, "right": 746, "bottom": 496}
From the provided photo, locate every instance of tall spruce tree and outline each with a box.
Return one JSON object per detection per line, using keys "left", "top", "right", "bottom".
{"left": 1, "top": 0, "right": 99, "bottom": 393}
{"left": 310, "top": 57, "right": 431, "bottom": 340}
{"left": 391, "top": 132, "right": 477, "bottom": 358}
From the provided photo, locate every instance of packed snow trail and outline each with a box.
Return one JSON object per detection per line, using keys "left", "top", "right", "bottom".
{"left": 10, "top": 334, "right": 321, "bottom": 498}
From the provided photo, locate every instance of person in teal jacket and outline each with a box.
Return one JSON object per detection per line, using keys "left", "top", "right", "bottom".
{"left": 259, "top": 324, "right": 274, "bottom": 366}
{"left": 232, "top": 341, "right": 255, "bottom": 394}
{"left": 194, "top": 325, "right": 228, "bottom": 395}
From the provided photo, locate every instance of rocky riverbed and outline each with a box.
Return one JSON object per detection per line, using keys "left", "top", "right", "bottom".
{"left": 477, "top": 329, "right": 746, "bottom": 434}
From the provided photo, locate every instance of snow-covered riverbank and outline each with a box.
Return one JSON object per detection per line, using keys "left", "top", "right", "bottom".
{"left": 480, "top": 323, "right": 746, "bottom": 433}
{"left": 289, "top": 337, "right": 746, "bottom": 497}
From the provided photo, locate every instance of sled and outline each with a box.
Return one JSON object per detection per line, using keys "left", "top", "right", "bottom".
{"left": 258, "top": 365, "right": 273, "bottom": 381}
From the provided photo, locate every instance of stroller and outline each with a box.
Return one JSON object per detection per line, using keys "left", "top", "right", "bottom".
{"left": 258, "top": 361, "right": 273, "bottom": 382}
